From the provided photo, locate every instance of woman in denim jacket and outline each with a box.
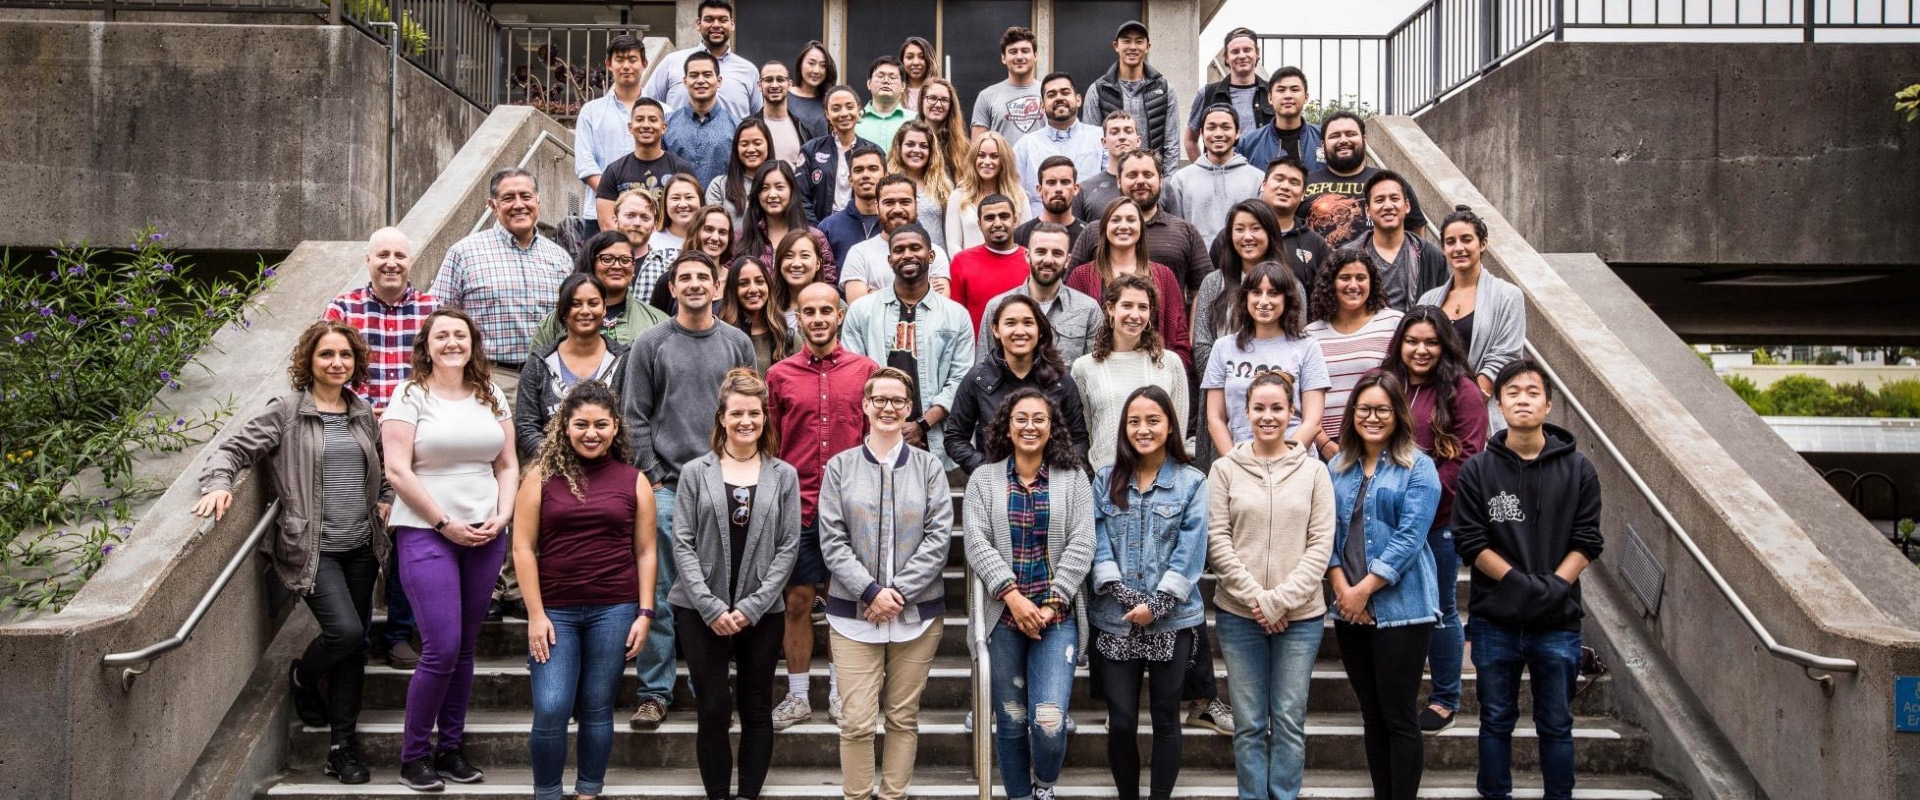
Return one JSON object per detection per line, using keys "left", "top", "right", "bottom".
{"left": 1089, "top": 385, "right": 1208, "bottom": 800}
{"left": 1327, "top": 372, "right": 1442, "bottom": 800}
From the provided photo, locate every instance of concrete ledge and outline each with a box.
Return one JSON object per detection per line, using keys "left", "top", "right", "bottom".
{"left": 1369, "top": 114, "right": 1920, "bottom": 800}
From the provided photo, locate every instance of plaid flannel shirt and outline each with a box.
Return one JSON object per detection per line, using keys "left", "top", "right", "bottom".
{"left": 323, "top": 284, "right": 440, "bottom": 415}
{"left": 428, "top": 225, "right": 573, "bottom": 366}
{"left": 1001, "top": 461, "right": 1060, "bottom": 625}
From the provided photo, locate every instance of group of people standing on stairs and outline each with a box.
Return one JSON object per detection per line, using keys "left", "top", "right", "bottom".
{"left": 188, "top": 6, "right": 1605, "bottom": 800}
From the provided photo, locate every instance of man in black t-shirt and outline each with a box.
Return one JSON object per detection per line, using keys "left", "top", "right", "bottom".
{"left": 1298, "top": 111, "right": 1426, "bottom": 249}
{"left": 594, "top": 97, "right": 698, "bottom": 227}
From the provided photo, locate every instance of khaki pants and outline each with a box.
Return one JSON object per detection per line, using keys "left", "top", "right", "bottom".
{"left": 830, "top": 620, "right": 943, "bottom": 800}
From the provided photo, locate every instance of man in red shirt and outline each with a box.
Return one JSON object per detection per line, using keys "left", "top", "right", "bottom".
{"left": 947, "top": 194, "right": 1029, "bottom": 331}
{"left": 765, "top": 280, "right": 879, "bottom": 729}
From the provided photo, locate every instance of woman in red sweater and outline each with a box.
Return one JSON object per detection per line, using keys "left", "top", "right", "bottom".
{"left": 1064, "top": 197, "right": 1191, "bottom": 369}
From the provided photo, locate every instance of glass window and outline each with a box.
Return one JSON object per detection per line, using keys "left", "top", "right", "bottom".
{"left": 735, "top": 0, "right": 826, "bottom": 77}
{"left": 1051, "top": 0, "right": 1143, "bottom": 104}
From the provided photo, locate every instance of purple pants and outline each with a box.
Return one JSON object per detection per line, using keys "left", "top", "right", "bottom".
{"left": 396, "top": 525, "right": 509, "bottom": 762}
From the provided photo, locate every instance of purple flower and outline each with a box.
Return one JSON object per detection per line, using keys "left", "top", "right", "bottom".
{"left": 121, "top": 332, "right": 133, "bottom": 341}
{"left": 144, "top": 307, "right": 157, "bottom": 317}
{"left": 67, "top": 264, "right": 85, "bottom": 276}
{"left": 101, "top": 544, "right": 116, "bottom": 556}
{"left": 172, "top": 417, "right": 186, "bottom": 428}
{"left": 263, "top": 267, "right": 277, "bottom": 278}
{"left": 122, "top": 318, "right": 135, "bottom": 326}
{"left": 159, "top": 370, "right": 172, "bottom": 382}
{"left": 115, "top": 296, "right": 128, "bottom": 306}
{"left": 158, "top": 262, "right": 174, "bottom": 273}
{"left": 38, "top": 306, "right": 53, "bottom": 317}
{"left": 150, "top": 231, "right": 167, "bottom": 241}
{"left": 12, "top": 331, "right": 35, "bottom": 345}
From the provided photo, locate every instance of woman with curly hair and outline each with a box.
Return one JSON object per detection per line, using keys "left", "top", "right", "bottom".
{"left": 889, "top": 120, "right": 954, "bottom": 248}
{"left": 946, "top": 131, "right": 1028, "bottom": 250}
{"left": 707, "top": 118, "right": 775, "bottom": 226}
{"left": 195, "top": 320, "right": 388, "bottom": 785}
{"left": 736, "top": 161, "right": 839, "bottom": 285}
{"left": 511, "top": 380, "right": 657, "bottom": 800}
{"left": 1071, "top": 274, "right": 1186, "bottom": 470}
{"left": 917, "top": 78, "right": 969, "bottom": 182}
{"left": 379, "top": 308, "right": 518, "bottom": 791}
{"left": 719, "top": 255, "right": 795, "bottom": 372}
{"left": 945, "top": 294, "right": 1089, "bottom": 473}
{"left": 1305, "top": 249, "right": 1403, "bottom": 460}
{"left": 962, "top": 386, "right": 1095, "bottom": 800}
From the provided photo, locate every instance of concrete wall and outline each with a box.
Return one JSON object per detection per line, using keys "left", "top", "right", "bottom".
{"left": 1370, "top": 114, "right": 1920, "bottom": 800}
{"left": 0, "top": 20, "right": 486, "bottom": 251}
{"left": 0, "top": 104, "right": 567, "bottom": 800}
{"left": 1415, "top": 42, "right": 1920, "bottom": 268}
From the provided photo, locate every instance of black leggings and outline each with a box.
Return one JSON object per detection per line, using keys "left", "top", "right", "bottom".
{"left": 1335, "top": 621, "right": 1434, "bottom": 800}
{"left": 675, "top": 605, "right": 786, "bottom": 800}
{"left": 294, "top": 545, "right": 379, "bottom": 745}
{"left": 1094, "top": 627, "right": 1196, "bottom": 800}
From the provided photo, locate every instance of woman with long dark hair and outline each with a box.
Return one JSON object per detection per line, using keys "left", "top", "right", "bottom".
{"left": 1306, "top": 249, "right": 1404, "bottom": 461}
{"left": 196, "top": 320, "right": 388, "bottom": 785}
{"left": 516, "top": 272, "right": 629, "bottom": 459}
{"left": 898, "top": 37, "right": 939, "bottom": 109}
{"left": 653, "top": 173, "right": 706, "bottom": 255}
{"left": 1201, "top": 261, "right": 1328, "bottom": 458}
{"left": 708, "top": 118, "right": 774, "bottom": 226}
{"left": 890, "top": 120, "right": 954, "bottom": 248}
{"left": 962, "top": 387, "right": 1095, "bottom": 800}
{"left": 1089, "top": 384, "right": 1208, "bottom": 800}
{"left": 512, "top": 380, "right": 657, "bottom": 800}
{"left": 736, "top": 160, "right": 839, "bottom": 284}
{"left": 787, "top": 41, "right": 837, "bottom": 135}
{"left": 1063, "top": 197, "right": 1191, "bottom": 368}
{"left": 1417, "top": 205, "right": 1525, "bottom": 431}
{"left": 1327, "top": 372, "right": 1442, "bottom": 800}
{"left": 1071, "top": 275, "right": 1186, "bottom": 470}
{"left": 649, "top": 206, "right": 738, "bottom": 313}
{"left": 669, "top": 368, "right": 802, "bottom": 800}
{"left": 1376, "top": 306, "right": 1488, "bottom": 734}
{"left": 380, "top": 308, "right": 518, "bottom": 791}
{"left": 1193, "top": 201, "right": 1285, "bottom": 376}
{"left": 718, "top": 255, "right": 796, "bottom": 372}
{"left": 769, "top": 228, "right": 824, "bottom": 328}
{"left": 945, "top": 294, "right": 1089, "bottom": 473}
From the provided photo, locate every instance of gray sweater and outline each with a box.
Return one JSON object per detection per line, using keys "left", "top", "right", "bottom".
{"left": 817, "top": 442, "right": 954, "bottom": 625}
{"left": 621, "top": 318, "right": 757, "bottom": 488}
{"left": 1163, "top": 154, "right": 1265, "bottom": 245}
{"left": 962, "top": 460, "right": 1096, "bottom": 651}
{"left": 668, "top": 452, "right": 802, "bottom": 625}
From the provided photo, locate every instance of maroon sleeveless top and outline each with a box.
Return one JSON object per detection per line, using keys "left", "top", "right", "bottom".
{"left": 536, "top": 456, "right": 643, "bottom": 607}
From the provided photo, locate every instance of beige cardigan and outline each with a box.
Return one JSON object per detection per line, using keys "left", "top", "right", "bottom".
{"left": 1205, "top": 441, "right": 1336, "bottom": 623}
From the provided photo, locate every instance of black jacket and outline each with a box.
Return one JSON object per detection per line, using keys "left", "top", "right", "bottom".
{"left": 514, "top": 336, "right": 629, "bottom": 459}
{"left": 1452, "top": 423, "right": 1605, "bottom": 631}
{"left": 943, "top": 350, "right": 1090, "bottom": 474}
{"left": 793, "top": 133, "right": 881, "bottom": 226}
{"left": 1194, "top": 77, "right": 1274, "bottom": 131}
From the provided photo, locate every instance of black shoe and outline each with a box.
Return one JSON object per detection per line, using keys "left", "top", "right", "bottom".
{"left": 325, "top": 739, "right": 371, "bottom": 784}
{"left": 288, "top": 661, "right": 328, "bottom": 729}
{"left": 1417, "top": 704, "right": 1456, "bottom": 734}
{"left": 433, "top": 747, "right": 485, "bottom": 783}
{"left": 397, "top": 758, "right": 444, "bottom": 792}
{"left": 484, "top": 600, "right": 503, "bottom": 622}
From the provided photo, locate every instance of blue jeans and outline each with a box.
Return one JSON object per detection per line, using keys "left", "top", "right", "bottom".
{"left": 1426, "top": 527, "right": 1464, "bottom": 712}
{"left": 529, "top": 602, "right": 637, "bottom": 800}
{"left": 634, "top": 487, "right": 679, "bottom": 705}
{"left": 987, "top": 620, "right": 1078, "bottom": 800}
{"left": 1467, "top": 617, "right": 1582, "bottom": 800}
{"left": 1215, "top": 611, "right": 1322, "bottom": 800}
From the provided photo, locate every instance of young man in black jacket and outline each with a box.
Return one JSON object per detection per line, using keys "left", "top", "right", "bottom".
{"left": 1452, "top": 359, "right": 1604, "bottom": 800}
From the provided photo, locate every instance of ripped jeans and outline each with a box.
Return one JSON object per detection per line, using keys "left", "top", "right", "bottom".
{"left": 987, "top": 620, "right": 1079, "bottom": 800}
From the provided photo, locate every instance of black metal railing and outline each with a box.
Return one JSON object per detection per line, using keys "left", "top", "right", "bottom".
{"left": 501, "top": 25, "right": 649, "bottom": 120}
{"left": 1259, "top": 0, "right": 1919, "bottom": 116}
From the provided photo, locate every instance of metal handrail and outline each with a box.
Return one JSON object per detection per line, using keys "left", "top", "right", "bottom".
{"left": 966, "top": 567, "right": 992, "bottom": 800}
{"left": 468, "top": 129, "right": 575, "bottom": 235}
{"left": 101, "top": 499, "right": 281, "bottom": 691}
{"left": 1402, "top": 205, "right": 1860, "bottom": 694}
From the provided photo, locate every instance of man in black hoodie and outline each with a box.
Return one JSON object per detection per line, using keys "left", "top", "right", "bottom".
{"left": 1452, "top": 359, "right": 1603, "bottom": 800}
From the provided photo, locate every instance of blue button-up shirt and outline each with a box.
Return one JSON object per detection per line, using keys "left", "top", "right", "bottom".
{"left": 643, "top": 46, "right": 763, "bottom": 119}
{"left": 574, "top": 89, "right": 638, "bottom": 220}
{"left": 1011, "top": 121, "right": 1107, "bottom": 218}
{"left": 839, "top": 287, "right": 975, "bottom": 470}
{"left": 664, "top": 103, "right": 742, "bottom": 186}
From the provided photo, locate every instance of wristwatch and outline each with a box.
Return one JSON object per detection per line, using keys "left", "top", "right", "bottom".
{"left": 433, "top": 517, "right": 449, "bottom": 532}
{"left": 637, "top": 607, "right": 656, "bottom": 620}
{"left": 916, "top": 419, "right": 932, "bottom": 434}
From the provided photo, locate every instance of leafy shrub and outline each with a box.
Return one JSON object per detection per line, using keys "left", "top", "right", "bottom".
{"left": 1880, "top": 380, "right": 1920, "bottom": 418}
{"left": 1723, "top": 374, "right": 1920, "bottom": 419}
{"left": 340, "top": 0, "right": 431, "bottom": 56}
{"left": 1765, "top": 374, "right": 1835, "bottom": 416}
{"left": 0, "top": 228, "right": 273, "bottom": 619}
{"left": 1898, "top": 83, "right": 1920, "bottom": 123}
{"left": 1304, "top": 96, "right": 1375, "bottom": 125}
{"left": 1722, "top": 374, "right": 1774, "bottom": 415}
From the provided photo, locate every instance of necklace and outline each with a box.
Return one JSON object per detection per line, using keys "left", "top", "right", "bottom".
{"left": 724, "top": 446, "right": 759, "bottom": 462}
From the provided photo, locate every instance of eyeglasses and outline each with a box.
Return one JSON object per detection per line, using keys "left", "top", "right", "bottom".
{"left": 867, "top": 396, "right": 911, "bottom": 409}
{"left": 731, "top": 486, "right": 753, "bottom": 526}
{"left": 595, "top": 254, "right": 635, "bottom": 267}
{"left": 924, "top": 95, "right": 951, "bottom": 106}
{"left": 1012, "top": 415, "right": 1051, "bottom": 429}
{"left": 1353, "top": 405, "right": 1395, "bottom": 420}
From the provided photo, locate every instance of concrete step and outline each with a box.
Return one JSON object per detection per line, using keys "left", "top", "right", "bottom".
{"left": 358, "top": 656, "right": 1611, "bottom": 717}
{"left": 289, "top": 709, "right": 1649, "bottom": 773}
{"left": 260, "top": 765, "right": 1683, "bottom": 799}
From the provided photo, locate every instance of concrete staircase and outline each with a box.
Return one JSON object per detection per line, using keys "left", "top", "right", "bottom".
{"left": 258, "top": 495, "right": 1683, "bottom": 799}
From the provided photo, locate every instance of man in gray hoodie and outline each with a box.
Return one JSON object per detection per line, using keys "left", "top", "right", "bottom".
{"left": 1164, "top": 103, "right": 1264, "bottom": 244}
{"left": 621, "top": 250, "right": 758, "bottom": 729}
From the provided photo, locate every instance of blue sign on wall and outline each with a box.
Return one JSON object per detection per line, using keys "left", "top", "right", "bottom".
{"left": 1897, "top": 677, "right": 1920, "bottom": 733}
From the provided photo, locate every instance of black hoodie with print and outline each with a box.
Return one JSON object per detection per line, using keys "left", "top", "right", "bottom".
{"left": 1452, "top": 423, "right": 1604, "bottom": 632}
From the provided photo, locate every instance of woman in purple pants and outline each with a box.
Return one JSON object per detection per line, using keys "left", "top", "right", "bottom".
{"left": 381, "top": 309, "right": 520, "bottom": 792}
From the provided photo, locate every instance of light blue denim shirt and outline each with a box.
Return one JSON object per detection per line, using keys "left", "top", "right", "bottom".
{"left": 1089, "top": 460, "right": 1209, "bottom": 635}
{"left": 574, "top": 90, "right": 637, "bottom": 220}
{"left": 1328, "top": 451, "right": 1442, "bottom": 628}
{"left": 839, "top": 286, "right": 975, "bottom": 471}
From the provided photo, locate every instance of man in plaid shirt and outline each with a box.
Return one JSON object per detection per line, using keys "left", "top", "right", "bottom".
{"left": 324, "top": 227, "right": 440, "bottom": 416}
{"left": 429, "top": 167, "right": 574, "bottom": 369}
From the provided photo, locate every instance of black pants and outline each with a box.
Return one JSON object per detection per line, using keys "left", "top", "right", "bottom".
{"left": 1094, "top": 627, "right": 1196, "bottom": 800}
{"left": 294, "top": 545, "right": 379, "bottom": 745}
{"left": 1335, "top": 621, "right": 1434, "bottom": 800}
{"left": 675, "top": 605, "right": 786, "bottom": 800}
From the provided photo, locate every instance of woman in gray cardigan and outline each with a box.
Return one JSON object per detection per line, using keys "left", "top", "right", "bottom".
{"left": 194, "top": 320, "right": 389, "bottom": 785}
{"left": 667, "top": 368, "right": 801, "bottom": 800}
{"left": 963, "top": 387, "right": 1096, "bottom": 800}
{"left": 1418, "top": 206, "right": 1525, "bottom": 434}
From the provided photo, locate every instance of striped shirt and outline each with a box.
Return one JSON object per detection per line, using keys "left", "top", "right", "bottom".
{"left": 323, "top": 284, "right": 439, "bottom": 416}
{"left": 1307, "top": 308, "right": 1406, "bottom": 441}
{"left": 429, "top": 225, "right": 573, "bottom": 367}
{"left": 1001, "top": 462, "right": 1058, "bottom": 625}
{"left": 317, "top": 411, "right": 372, "bottom": 552}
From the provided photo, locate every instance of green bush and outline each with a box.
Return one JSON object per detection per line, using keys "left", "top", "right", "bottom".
{"left": 0, "top": 228, "right": 272, "bottom": 620}
{"left": 1765, "top": 374, "right": 1835, "bottom": 416}
{"left": 1723, "top": 374, "right": 1920, "bottom": 419}
{"left": 1723, "top": 374, "right": 1775, "bottom": 415}
{"left": 1304, "top": 96, "right": 1375, "bottom": 125}
{"left": 340, "top": 0, "right": 431, "bottom": 56}
{"left": 1898, "top": 83, "right": 1920, "bottom": 123}
{"left": 1881, "top": 380, "right": 1920, "bottom": 417}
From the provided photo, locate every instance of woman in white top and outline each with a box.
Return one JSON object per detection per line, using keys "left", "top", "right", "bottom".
{"left": 946, "top": 131, "right": 1028, "bottom": 251}
{"left": 650, "top": 174, "right": 705, "bottom": 257}
{"left": 1071, "top": 273, "right": 1188, "bottom": 470}
{"left": 381, "top": 308, "right": 518, "bottom": 792}
{"left": 1305, "top": 249, "right": 1404, "bottom": 461}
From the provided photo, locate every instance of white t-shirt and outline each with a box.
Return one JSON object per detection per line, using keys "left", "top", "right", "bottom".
{"left": 838, "top": 236, "right": 953, "bottom": 295}
{"left": 1201, "top": 333, "right": 1331, "bottom": 444}
{"left": 384, "top": 382, "right": 512, "bottom": 530}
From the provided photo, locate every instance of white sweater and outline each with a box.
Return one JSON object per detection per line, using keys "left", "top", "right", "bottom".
{"left": 1071, "top": 349, "right": 1191, "bottom": 470}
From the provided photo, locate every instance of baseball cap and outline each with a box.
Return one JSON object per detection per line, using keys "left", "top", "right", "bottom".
{"left": 1115, "top": 20, "right": 1149, "bottom": 39}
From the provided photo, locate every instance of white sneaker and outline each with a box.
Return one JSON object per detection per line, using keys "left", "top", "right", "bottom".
{"left": 828, "top": 694, "right": 844, "bottom": 725}
{"left": 772, "top": 693, "right": 813, "bottom": 731}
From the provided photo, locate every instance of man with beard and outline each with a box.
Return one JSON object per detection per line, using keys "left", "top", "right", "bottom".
{"left": 643, "top": 0, "right": 762, "bottom": 117}
{"left": 1339, "top": 169, "right": 1446, "bottom": 310}
{"left": 976, "top": 222, "right": 1102, "bottom": 365}
{"left": 840, "top": 224, "right": 975, "bottom": 471}
{"left": 947, "top": 194, "right": 1029, "bottom": 330}
{"left": 1185, "top": 28, "right": 1271, "bottom": 161}
{"left": 1234, "top": 66, "right": 1321, "bottom": 173}
{"left": 1069, "top": 149, "right": 1215, "bottom": 302}
{"left": 1300, "top": 111, "right": 1428, "bottom": 249}
{"left": 1015, "top": 156, "right": 1086, "bottom": 247}
{"left": 751, "top": 60, "right": 821, "bottom": 166}
{"left": 1012, "top": 72, "right": 1105, "bottom": 219}
{"left": 818, "top": 145, "right": 887, "bottom": 265}
{"left": 1073, "top": 111, "right": 1142, "bottom": 221}
{"left": 1164, "top": 104, "right": 1264, "bottom": 244}
{"left": 1081, "top": 20, "right": 1183, "bottom": 173}
{"left": 840, "top": 174, "right": 953, "bottom": 300}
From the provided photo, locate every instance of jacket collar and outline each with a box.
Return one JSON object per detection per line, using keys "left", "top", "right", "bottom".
{"left": 294, "top": 389, "right": 373, "bottom": 419}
